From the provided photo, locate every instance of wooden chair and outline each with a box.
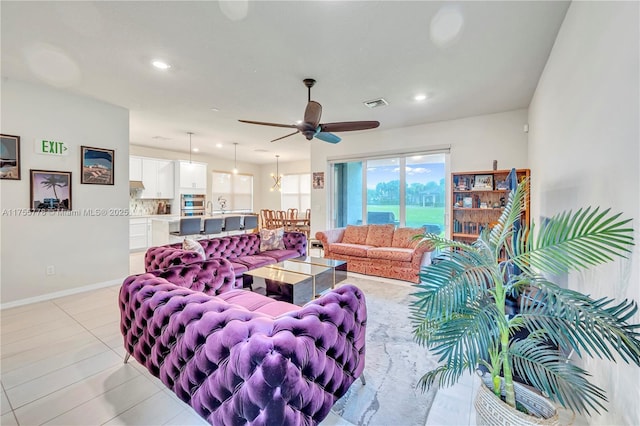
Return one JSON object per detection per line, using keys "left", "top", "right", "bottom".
{"left": 297, "top": 209, "right": 311, "bottom": 238}
{"left": 276, "top": 210, "right": 287, "bottom": 230}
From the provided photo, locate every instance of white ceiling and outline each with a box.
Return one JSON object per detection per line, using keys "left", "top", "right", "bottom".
{"left": 1, "top": 1, "right": 570, "bottom": 164}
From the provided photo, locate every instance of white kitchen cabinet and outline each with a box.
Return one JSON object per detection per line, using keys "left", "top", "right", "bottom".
{"left": 139, "top": 158, "right": 174, "bottom": 199}
{"left": 129, "top": 156, "right": 143, "bottom": 181}
{"left": 129, "top": 217, "right": 149, "bottom": 251}
{"left": 176, "top": 160, "right": 207, "bottom": 193}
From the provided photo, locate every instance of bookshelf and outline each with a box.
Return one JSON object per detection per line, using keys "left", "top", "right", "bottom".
{"left": 450, "top": 169, "right": 530, "bottom": 242}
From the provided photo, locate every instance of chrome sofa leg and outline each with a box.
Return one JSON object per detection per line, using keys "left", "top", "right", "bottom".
{"left": 360, "top": 374, "right": 366, "bottom": 386}
{"left": 123, "top": 353, "right": 131, "bottom": 364}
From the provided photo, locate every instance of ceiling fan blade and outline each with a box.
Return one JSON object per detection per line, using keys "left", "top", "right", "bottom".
{"left": 304, "top": 101, "right": 322, "bottom": 128}
{"left": 238, "top": 119, "right": 297, "bottom": 129}
{"left": 271, "top": 130, "right": 300, "bottom": 142}
{"left": 315, "top": 132, "right": 341, "bottom": 144}
{"left": 319, "top": 121, "right": 380, "bottom": 132}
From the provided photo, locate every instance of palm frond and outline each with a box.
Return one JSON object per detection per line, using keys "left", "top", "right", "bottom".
{"left": 417, "top": 358, "right": 475, "bottom": 391}
{"left": 489, "top": 178, "right": 529, "bottom": 252}
{"left": 512, "top": 207, "right": 633, "bottom": 275}
{"left": 510, "top": 338, "right": 607, "bottom": 414}
{"left": 518, "top": 279, "right": 640, "bottom": 364}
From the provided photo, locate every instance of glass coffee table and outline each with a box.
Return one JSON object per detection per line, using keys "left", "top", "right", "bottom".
{"left": 244, "top": 257, "right": 347, "bottom": 306}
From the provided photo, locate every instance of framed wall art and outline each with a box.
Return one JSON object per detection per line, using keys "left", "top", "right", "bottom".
{"left": 81, "top": 146, "right": 114, "bottom": 185}
{"left": 30, "top": 170, "right": 72, "bottom": 211}
{"left": 313, "top": 172, "right": 324, "bottom": 189}
{"left": 1, "top": 134, "right": 21, "bottom": 180}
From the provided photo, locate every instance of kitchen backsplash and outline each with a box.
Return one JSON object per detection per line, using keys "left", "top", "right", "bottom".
{"left": 129, "top": 193, "right": 173, "bottom": 215}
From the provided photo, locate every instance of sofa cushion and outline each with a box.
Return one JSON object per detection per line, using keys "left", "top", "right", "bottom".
{"left": 365, "top": 224, "right": 395, "bottom": 247}
{"left": 342, "top": 225, "right": 369, "bottom": 245}
{"left": 216, "top": 289, "right": 299, "bottom": 317}
{"left": 367, "top": 247, "right": 414, "bottom": 262}
{"left": 261, "top": 249, "right": 302, "bottom": 262}
{"left": 391, "top": 227, "right": 426, "bottom": 248}
{"left": 234, "top": 255, "right": 277, "bottom": 269}
{"left": 260, "top": 227, "right": 285, "bottom": 251}
{"left": 331, "top": 243, "right": 374, "bottom": 257}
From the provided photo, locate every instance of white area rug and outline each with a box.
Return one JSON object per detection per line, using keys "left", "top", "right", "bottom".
{"left": 330, "top": 275, "right": 440, "bottom": 426}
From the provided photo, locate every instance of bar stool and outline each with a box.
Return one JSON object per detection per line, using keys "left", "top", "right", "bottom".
{"left": 170, "top": 217, "right": 202, "bottom": 239}
{"left": 201, "top": 218, "right": 223, "bottom": 238}
{"left": 241, "top": 215, "right": 259, "bottom": 233}
{"left": 222, "top": 216, "right": 242, "bottom": 235}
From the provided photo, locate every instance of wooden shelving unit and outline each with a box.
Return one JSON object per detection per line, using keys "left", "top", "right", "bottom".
{"left": 450, "top": 169, "right": 530, "bottom": 242}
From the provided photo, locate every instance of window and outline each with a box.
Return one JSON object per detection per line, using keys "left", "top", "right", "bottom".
{"left": 211, "top": 172, "right": 253, "bottom": 212}
{"left": 331, "top": 151, "right": 447, "bottom": 234}
{"left": 281, "top": 173, "right": 310, "bottom": 212}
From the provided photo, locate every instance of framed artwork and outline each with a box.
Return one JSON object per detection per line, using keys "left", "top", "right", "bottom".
{"left": 313, "top": 172, "right": 324, "bottom": 189}
{"left": 81, "top": 146, "right": 114, "bottom": 185}
{"left": 473, "top": 174, "right": 493, "bottom": 190}
{"left": 1, "top": 134, "right": 21, "bottom": 180}
{"left": 30, "top": 170, "right": 72, "bottom": 211}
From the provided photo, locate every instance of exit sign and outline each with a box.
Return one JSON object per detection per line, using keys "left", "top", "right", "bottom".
{"left": 35, "top": 139, "right": 69, "bottom": 156}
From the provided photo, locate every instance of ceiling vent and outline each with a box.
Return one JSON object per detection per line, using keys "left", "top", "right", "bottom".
{"left": 363, "top": 98, "right": 389, "bottom": 108}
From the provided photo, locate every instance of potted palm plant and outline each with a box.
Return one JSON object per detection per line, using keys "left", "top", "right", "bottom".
{"left": 411, "top": 177, "right": 640, "bottom": 424}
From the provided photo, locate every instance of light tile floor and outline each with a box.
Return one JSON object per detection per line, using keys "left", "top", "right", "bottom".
{"left": 1, "top": 251, "right": 583, "bottom": 425}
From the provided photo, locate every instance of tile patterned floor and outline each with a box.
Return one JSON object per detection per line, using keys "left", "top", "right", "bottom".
{"left": 1, "top": 250, "right": 581, "bottom": 425}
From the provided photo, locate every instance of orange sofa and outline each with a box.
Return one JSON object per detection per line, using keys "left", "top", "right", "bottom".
{"left": 315, "top": 224, "right": 432, "bottom": 283}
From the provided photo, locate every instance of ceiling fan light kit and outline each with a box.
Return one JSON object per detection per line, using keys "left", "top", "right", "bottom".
{"left": 239, "top": 78, "right": 380, "bottom": 144}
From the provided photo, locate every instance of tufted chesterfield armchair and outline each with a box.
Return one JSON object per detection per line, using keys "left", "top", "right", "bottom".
{"left": 119, "top": 259, "right": 367, "bottom": 425}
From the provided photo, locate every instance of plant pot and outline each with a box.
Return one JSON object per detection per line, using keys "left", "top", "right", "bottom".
{"left": 475, "top": 375, "right": 559, "bottom": 426}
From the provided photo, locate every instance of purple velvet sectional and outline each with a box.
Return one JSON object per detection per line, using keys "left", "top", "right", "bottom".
{"left": 145, "top": 232, "right": 308, "bottom": 288}
{"left": 119, "top": 258, "right": 367, "bottom": 425}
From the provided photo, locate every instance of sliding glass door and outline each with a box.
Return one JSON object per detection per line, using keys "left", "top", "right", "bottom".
{"left": 331, "top": 152, "right": 446, "bottom": 234}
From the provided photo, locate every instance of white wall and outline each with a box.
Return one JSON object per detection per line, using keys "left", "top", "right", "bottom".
{"left": 310, "top": 109, "right": 529, "bottom": 235}
{"left": 1, "top": 79, "right": 129, "bottom": 306}
{"left": 528, "top": 2, "right": 639, "bottom": 424}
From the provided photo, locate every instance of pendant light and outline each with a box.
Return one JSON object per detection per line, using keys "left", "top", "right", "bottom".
{"left": 232, "top": 142, "right": 238, "bottom": 174}
{"left": 187, "top": 132, "right": 193, "bottom": 163}
{"left": 270, "top": 154, "right": 282, "bottom": 192}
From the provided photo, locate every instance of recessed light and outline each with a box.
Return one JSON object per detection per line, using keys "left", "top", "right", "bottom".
{"left": 192, "top": 148, "right": 199, "bottom": 152}
{"left": 152, "top": 60, "right": 171, "bottom": 70}
{"left": 295, "top": 120, "right": 303, "bottom": 124}
{"left": 210, "top": 107, "right": 220, "bottom": 112}
{"left": 414, "top": 94, "right": 427, "bottom": 101}
{"left": 216, "top": 143, "right": 222, "bottom": 148}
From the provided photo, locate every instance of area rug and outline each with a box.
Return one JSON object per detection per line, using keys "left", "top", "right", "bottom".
{"left": 330, "top": 275, "right": 440, "bottom": 426}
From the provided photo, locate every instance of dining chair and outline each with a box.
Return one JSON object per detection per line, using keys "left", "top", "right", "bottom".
{"left": 276, "top": 210, "right": 288, "bottom": 230}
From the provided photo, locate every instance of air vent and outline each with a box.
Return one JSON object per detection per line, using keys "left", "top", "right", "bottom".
{"left": 363, "top": 98, "right": 389, "bottom": 108}
{"left": 152, "top": 136, "right": 172, "bottom": 141}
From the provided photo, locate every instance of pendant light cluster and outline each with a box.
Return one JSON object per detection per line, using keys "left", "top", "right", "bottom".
{"left": 270, "top": 154, "right": 282, "bottom": 192}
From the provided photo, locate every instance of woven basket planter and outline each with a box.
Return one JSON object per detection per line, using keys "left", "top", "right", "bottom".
{"left": 475, "top": 375, "right": 559, "bottom": 426}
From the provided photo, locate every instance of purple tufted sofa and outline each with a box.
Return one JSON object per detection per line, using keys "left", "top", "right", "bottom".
{"left": 119, "top": 258, "right": 367, "bottom": 425}
{"left": 145, "top": 232, "right": 307, "bottom": 288}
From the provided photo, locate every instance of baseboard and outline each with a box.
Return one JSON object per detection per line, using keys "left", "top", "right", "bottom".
{"left": 0, "top": 278, "right": 123, "bottom": 310}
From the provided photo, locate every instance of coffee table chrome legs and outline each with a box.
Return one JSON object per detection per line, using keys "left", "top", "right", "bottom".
{"left": 124, "top": 353, "right": 131, "bottom": 364}
{"left": 360, "top": 373, "right": 366, "bottom": 385}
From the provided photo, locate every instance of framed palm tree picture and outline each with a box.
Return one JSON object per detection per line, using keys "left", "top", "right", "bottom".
{"left": 30, "top": 170, "right": 72, "bottom": 211}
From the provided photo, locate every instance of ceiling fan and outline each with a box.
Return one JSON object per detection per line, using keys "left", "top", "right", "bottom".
{"left": 238, "top": 78, "right": 380, "bottom": 144}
